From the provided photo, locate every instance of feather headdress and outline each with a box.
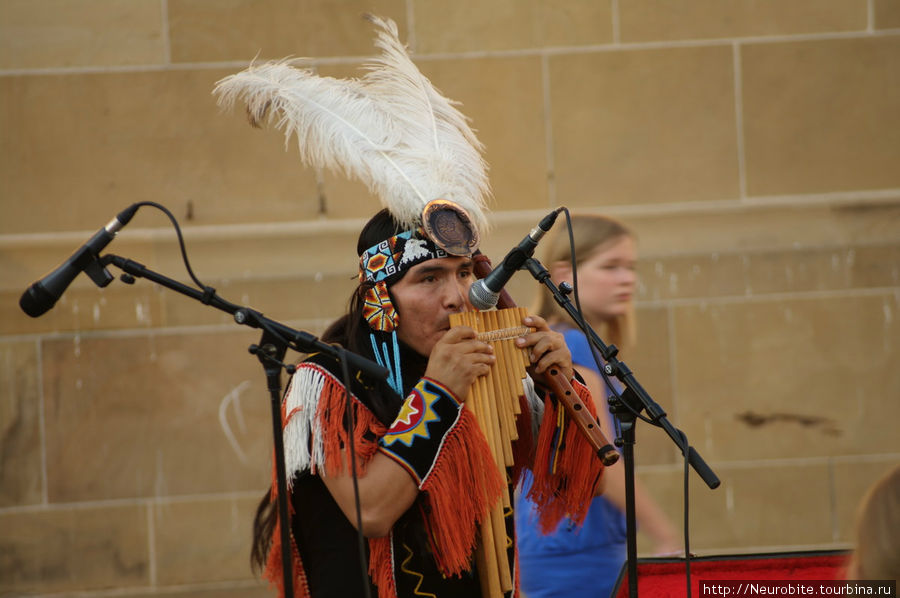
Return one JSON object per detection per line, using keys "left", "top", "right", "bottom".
{"left": 213, "top": 14, "right": 491, "bottom": 247}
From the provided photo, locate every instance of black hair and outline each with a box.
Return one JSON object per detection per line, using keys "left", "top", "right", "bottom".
{"left": 356, "top": 208, "right": 404, "bottom": 256}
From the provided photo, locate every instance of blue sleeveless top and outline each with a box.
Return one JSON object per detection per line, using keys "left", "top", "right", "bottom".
{"left": 514, "top": 327, "right": 627, "bottom": 598}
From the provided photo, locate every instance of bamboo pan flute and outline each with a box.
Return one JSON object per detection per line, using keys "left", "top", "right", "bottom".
{"left": 448, "top": 307, "right": 533, "bottom": 598}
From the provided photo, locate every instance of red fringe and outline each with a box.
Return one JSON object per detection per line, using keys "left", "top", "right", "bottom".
{"left": 514, "top": 538, "right": 521, "bottom": 595}
{"left": 367, "top": 535, "right": 398, "bottom": 598}
{"left": 421, "top": 406, "right": 504, "bottom": 576}
{"left": 528, "top": 379, "right": 605, "bottom": 534}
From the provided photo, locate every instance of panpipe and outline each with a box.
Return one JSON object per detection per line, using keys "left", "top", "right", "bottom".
{"left": 448, "top": 307, "right": 533, "bottom": 598}
{"left": 449, "top": 300, "right": 621, "bottom": 598}
{"left": 469, "top": 254, "right": 620, "bottom": 466}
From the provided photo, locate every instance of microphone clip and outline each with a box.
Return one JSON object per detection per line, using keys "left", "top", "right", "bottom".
{"left": 84, "top": 255, "right": 116, "bottom": 289}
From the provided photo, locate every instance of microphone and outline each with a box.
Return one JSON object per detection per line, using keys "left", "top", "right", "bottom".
{"left": 468, "top": 208, "right": 563, "bottom": 310}
{"left": 19, "top": 204, "right": 139, "bottom": 318}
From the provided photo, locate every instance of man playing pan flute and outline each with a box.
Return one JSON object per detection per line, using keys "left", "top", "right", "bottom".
{"left": 215, "top": 15, "right": 607, "bottom": 598}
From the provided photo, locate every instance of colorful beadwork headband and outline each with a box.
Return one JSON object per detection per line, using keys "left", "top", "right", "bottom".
{"left": 358, "top": 230, "right": 448, "bottom": 332}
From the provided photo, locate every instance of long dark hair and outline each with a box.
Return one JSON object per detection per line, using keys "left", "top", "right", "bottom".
{"left": 251, "top": 209, "right": 421, "bottom": 573}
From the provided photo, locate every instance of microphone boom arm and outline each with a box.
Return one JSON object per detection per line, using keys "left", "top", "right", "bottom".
{"left": 100, "top": 254, "right": 390, "bottom": 381}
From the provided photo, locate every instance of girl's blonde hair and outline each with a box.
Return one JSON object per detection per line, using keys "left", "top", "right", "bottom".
{"left": 531, "top": 213, "right": 636, "bottom": 352}
{"left": 848, "top": 464, "right": 900, "bottom": 580}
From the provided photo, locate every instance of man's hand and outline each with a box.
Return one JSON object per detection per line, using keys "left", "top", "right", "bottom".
{"left": 424, "top": 326, "right": 495, "bottom": 400}
{"left": 515, "top": 315, "right": 574, "bottom": 380}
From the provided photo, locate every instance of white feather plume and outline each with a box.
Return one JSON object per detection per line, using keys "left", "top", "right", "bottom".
{"left": 213, "top": 14, "right": 491, "bottom": 234}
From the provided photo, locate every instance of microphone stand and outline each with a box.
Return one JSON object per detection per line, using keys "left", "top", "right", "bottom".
{"left": 523, "top": 257, "right": 720, "bottom": 598}
{"left": 96, "top": 253, "right": 389, "bottom": 598}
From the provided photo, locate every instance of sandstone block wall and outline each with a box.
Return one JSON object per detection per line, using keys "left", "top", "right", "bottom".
{"left": 2, "top": 1, "right": 899, "bottom": 595}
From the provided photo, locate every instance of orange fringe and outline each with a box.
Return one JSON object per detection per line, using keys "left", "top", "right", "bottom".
{"left": 263, "top": 510, "right": 310, "bottom": 598}
{"left": 528, "top": 379, "right": 605, "bottom": 534}
{"left": 420, "top": 406, "right": 504, "bottom": 576}
{"left": 284, "top": 366, "right": 388, "bottom": 477}
{"left": 369, "top": 403, "right": 505, "bottom": 589}
{"left": 265, "top": 367, "right": 388, "bottom": 597}
{"left": 367, "top": 535, "right": 398, "bottom": 598}
{"left": 368, "top": 406, "right": 504, "bottom": 595}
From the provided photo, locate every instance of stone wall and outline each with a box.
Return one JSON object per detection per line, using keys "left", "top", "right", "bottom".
{"left": 2, "top": 1, "right": 899, "bottom": 595}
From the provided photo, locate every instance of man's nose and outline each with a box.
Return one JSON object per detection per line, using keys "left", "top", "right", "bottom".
{"left": 446, "top": 280, "right": 468, "bottom": 309}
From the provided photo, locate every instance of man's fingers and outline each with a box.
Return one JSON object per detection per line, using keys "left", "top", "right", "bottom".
{"left": 523, "top": 314, "right": 550, "bottom": 331}
{"left": 441, "top": 325, "right": 476, "bottom": 342}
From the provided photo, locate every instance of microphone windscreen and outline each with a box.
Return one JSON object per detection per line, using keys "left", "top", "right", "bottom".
{"left": 19, "top": 283, "right": 56, "bottom": 318}
{"left": 468, "top": 281, "right": 499, "bottom": 311}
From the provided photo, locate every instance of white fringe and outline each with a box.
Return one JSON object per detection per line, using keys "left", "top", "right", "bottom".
{"left": 282, "top": 365, "right": 328, "bottom": 486}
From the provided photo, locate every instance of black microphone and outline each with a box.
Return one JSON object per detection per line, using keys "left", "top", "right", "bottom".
{"left": 19, "top": 204, "right": 139, "bottom": 318}
{"left": 468, "top": 208, "right": 563, "bottom": 310}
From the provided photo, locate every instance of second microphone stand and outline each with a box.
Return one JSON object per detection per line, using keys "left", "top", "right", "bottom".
{"left": 523, "top": 257, "right": 720, "bottom": 598}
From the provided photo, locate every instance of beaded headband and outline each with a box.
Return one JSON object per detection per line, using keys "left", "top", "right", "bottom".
{"left": 358, "top": 230, "right": 447, "bottom": 332}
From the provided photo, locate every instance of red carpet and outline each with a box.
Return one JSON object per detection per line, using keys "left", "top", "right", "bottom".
{"left": 613, "top": 550, "right": 852, "bottom": 598}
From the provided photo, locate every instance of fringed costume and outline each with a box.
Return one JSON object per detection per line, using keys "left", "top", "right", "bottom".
{"left": 270, "top": 337, "right": 602, "bottom": 598}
